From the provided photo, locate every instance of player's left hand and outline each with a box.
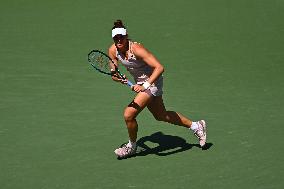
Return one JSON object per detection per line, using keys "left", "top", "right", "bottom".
{"left": 131, "top": 84, "right": 145, "bottom": 93}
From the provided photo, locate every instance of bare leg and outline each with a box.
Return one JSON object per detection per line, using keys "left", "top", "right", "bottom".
{"left": 147, "top": 96, "right": 193, "bottom": 128}
{"left": 124, "top": 92, "right": 153, "bottom": 142}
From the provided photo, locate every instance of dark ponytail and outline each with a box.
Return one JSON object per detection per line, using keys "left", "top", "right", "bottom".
{"left": 112, "top": 19, "right": 126, "bottom": 29}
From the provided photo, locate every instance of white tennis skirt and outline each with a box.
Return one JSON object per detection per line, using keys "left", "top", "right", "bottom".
{"left": 136, "top": 75, "right": 163, "bottom": 97}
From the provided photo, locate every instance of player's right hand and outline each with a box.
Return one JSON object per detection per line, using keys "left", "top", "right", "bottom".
{"left": 117, "top": 75, "right": 129, "bottom": 85}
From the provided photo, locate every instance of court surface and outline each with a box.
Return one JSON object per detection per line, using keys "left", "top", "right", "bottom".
{"left": 0, "top": 0, "right": 283, "bottom": 188}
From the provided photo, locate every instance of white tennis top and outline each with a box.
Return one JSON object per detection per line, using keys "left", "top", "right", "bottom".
{"left": 116, "top": 41, "right": 162, "bottom": 83}
{"left": 115, "top": 41, "right": 163, "bottom": 96}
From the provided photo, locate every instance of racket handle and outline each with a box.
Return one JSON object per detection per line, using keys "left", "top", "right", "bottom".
{"left": 127, "top": 80, "right": 134, "bottom": 87}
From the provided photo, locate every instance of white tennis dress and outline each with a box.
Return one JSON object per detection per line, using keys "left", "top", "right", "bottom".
{"left": 116, "top": 41, "right": 163, "bottom": 96}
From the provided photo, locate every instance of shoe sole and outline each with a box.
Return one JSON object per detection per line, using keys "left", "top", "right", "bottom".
{"left": 114, "top": 147, "right": 137, "bottom": 158}
{"left": 199, "top": 120, "right": 207, "bottom": 147}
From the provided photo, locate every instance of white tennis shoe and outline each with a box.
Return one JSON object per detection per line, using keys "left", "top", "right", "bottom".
{"left": 114, "top": 144, "right": 137, "bottom": 158}
{"left": 194, "top": 120, "right": 207, "bottom": 147}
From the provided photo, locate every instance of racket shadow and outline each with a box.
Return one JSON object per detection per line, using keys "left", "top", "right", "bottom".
{"left": 133, "top": 131, "right": 213, "bottom": 157}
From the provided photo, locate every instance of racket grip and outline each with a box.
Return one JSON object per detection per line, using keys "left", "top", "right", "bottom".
{"left": 127, "top": 80, "right": 134, "bottom": 87}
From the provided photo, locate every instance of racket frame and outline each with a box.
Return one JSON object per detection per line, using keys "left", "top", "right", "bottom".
{"left": 88, "top": 49, "right": 133, "bottom": 87}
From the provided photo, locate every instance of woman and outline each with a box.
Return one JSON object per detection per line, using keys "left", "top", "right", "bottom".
{"left": 108, "top": 20, "right": 206, "bottom": 158}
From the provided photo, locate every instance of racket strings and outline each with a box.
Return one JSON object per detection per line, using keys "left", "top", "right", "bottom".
{"left": 89, "top": 52, "right": 110, "bottom": 73}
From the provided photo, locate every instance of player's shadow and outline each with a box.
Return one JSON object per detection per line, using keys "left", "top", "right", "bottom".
{"left": 134, "top": 131, "right": 213, "bottom": 157}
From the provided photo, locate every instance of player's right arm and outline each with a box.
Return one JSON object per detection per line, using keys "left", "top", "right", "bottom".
{"left": 108, "top": 44, "right": 127, "bottom": 84}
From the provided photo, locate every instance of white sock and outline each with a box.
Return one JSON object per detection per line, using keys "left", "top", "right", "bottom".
{"left": 127, "top": 140, "right": 136, "bottom": 148}
{"left": 190, "top": 122, "right": 199, "bottom": 131}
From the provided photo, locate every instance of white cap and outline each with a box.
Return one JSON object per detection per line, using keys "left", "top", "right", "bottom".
{"left": 112, "top": 28, "right": 127, "bottom": 38}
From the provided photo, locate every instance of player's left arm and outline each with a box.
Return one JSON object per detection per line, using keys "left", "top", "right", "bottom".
{"left": 132, "top": 43, "right": 164, "bottom": 85}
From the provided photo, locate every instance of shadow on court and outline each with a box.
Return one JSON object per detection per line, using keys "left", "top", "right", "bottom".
{"left": 117, "top": 132, "right": 213, "bottom": 160}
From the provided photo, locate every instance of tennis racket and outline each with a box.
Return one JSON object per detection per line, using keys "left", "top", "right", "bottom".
{"left": 87, "top": 50, "right": 133, "bottom": 87}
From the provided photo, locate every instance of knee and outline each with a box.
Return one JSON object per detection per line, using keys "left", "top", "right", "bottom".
{"left": 153, "top": 114, "right": 168, "bottom": 122}
{"left": 124, "top": 108, "right": 136, "bottom": 122}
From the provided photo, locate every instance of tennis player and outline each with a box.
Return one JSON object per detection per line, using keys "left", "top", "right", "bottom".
{"left": 109, "top": 20, "right": 207, "bottom": 158}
